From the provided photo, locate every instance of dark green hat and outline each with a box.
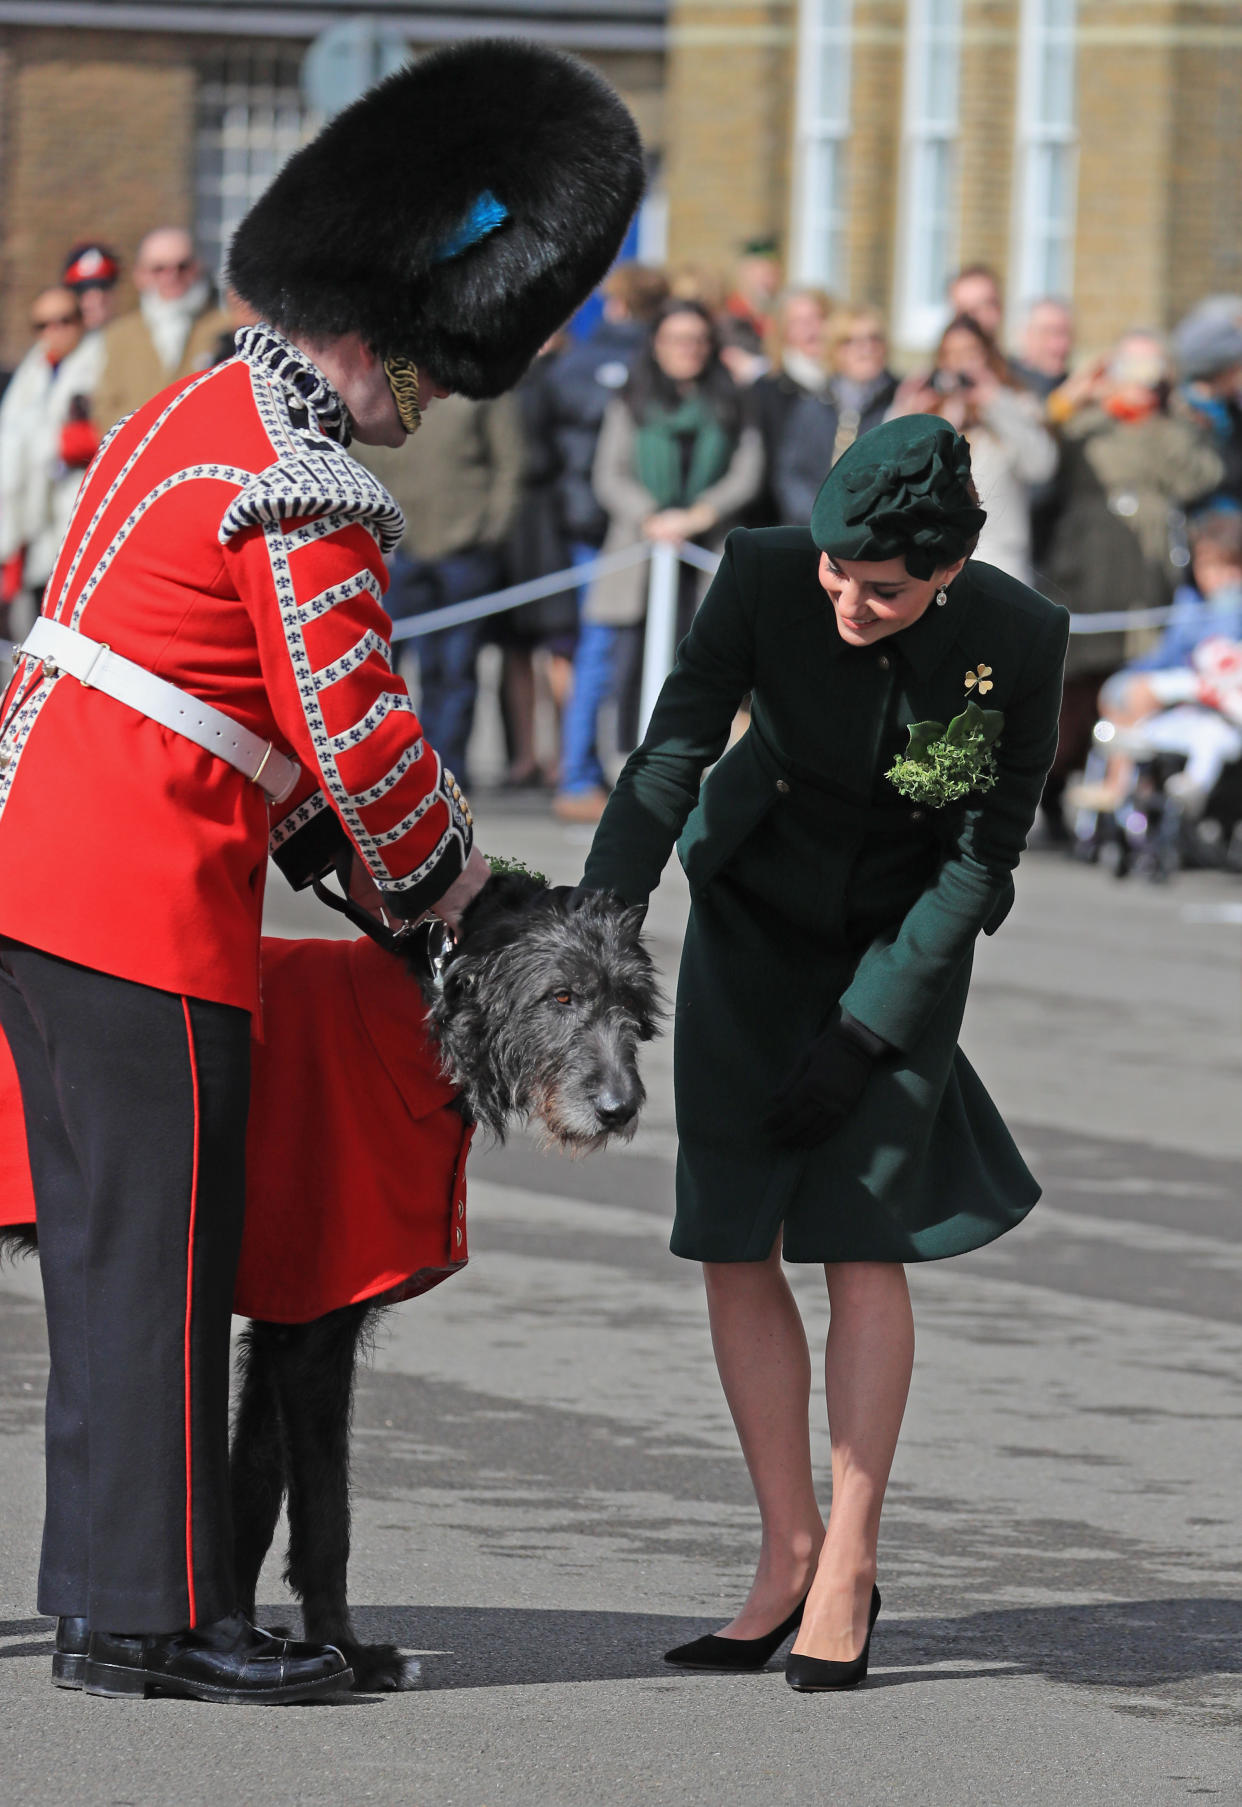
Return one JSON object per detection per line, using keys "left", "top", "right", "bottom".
{"left": 809, "top": 413, "right": 987, "bottom": 580}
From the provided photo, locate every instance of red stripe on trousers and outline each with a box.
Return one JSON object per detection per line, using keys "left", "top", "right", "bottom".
{"left": 181, "top": 998, "right": 200, "bottom": 1628}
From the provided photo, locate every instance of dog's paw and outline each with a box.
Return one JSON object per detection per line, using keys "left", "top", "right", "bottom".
{"left": 349, "top": 1642, "right": 424, "bottom": 1692}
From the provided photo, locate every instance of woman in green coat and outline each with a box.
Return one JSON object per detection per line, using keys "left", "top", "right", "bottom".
{"left": 581, "top": 413, "right": 1069, "bottom": 1691}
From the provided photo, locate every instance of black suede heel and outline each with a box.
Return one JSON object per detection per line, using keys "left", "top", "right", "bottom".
{"left": 785, "top": 1584, "right": 881, "bottom": 1693}
{"left": 664, "top": 1594, "right": 809, "bottom": 1672}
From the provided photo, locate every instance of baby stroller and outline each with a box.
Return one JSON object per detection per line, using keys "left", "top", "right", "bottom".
{"left": 1070, "top": 707, "right": 1242, "bottom": 880}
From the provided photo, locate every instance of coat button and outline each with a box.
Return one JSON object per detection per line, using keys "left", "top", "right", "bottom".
{"left": 877, "top": 654, "right": 891, "bottom": 670}
{"left": 776, "top": 779, "right": 790, "bottom": 794}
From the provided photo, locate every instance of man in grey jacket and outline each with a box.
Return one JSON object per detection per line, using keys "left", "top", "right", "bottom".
{"left": 356, "top": 392, "right": 524, "bottom": 783}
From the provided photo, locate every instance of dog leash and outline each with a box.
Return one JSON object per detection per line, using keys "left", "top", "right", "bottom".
{"left": 309, "top": 861, "right": 454, "bottom": 992}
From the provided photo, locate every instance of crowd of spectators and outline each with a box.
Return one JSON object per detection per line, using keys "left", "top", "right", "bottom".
{"left": 5, "top": 230, "right": 1242, "bottom": 844}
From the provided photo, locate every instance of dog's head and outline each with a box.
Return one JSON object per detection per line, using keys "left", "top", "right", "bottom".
{"left": 419, "top": 873, "right": 663, "bottom": 1149}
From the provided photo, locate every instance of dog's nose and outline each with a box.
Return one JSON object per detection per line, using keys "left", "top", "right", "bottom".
{"left": 593, "top": 1091, "right": 636, "bottom": 1131}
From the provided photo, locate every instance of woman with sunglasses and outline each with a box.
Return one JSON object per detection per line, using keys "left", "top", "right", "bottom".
{"left": 0, "top": 286, "right": 102, "bottom": 640}
{"left": 581, "top": 412, "right": 1068, "bottom": 1691}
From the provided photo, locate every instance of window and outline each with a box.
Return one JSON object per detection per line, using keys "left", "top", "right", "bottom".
{"left": 895, "top": 0, "right": 963, "bottom": 347}
{"left": 792, "top": 0, "right": 854, "bottom": 291}
{"left": 195, "top": 50, "right": 320, "bottom": 282}
{"left": 1012, "top": 0, "right": 1077, "bottom": 308}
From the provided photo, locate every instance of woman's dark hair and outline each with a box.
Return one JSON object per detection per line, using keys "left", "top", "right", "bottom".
{"left": 623, "top": 298, "right": 745, "bottom": 435}
{"left": 960, "top": 471, "right": 984, "bottom": 561}
{"left": 935, "top": 312, "right": 1019, "bottom": 390}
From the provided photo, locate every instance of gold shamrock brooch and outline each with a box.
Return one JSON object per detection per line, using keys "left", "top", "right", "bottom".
{"left": 964, "top": 663, "right": 993, "bottom": 696}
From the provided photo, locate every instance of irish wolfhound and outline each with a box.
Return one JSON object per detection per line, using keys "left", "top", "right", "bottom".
{"left": 235, "top": 872, "right": 661, "bottom": 1690}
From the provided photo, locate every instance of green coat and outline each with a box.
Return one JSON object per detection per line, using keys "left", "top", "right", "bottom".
{"left": 583, "top": 526, "right": 1070, "bottom": 1265}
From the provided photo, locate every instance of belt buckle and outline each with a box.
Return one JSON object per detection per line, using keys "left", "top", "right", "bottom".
{"left": 251, "top": 743, "right": 275, "bottom": 789}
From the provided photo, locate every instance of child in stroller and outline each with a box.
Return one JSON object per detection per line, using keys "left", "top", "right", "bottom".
{"left": 1069, "top": 509, "right": 1242, "bottom": 877}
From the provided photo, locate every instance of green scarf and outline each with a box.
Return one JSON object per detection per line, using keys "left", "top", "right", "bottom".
{"left": 634, "top": 393, "right": 733, "bottom": 509}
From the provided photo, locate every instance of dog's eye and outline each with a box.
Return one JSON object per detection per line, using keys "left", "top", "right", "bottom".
{"left": 551, "top": 989, "right": 573, "bottom": 1006}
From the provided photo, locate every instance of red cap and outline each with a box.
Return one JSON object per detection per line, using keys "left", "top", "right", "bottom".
{"left": 62, "top": 243, "right": 120, "bottom": 290}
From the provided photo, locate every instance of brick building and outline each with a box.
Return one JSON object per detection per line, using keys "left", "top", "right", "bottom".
{"left": 664, "top": 0, "right": 1242, "bottom": 353}
{"left": 3, "top": 1, "right": 1238, "bottom": 369}
{"left": 0, "top": 1, "right": 668, "bottom": 365}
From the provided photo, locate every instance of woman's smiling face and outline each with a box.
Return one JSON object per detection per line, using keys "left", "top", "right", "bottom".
{"left": 816, "top": 551, "right": 965, "bottom": 646}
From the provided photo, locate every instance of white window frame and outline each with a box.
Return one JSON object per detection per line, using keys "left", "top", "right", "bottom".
{"left": 894, "top": 0, "right": 964, "bottom": 350}
{"left": 791, "top": 0, "right": 855, "bottom": 292}
{"left": 1010, "top": 0, "right": 1078, "bottom": 317}
{"left": 195, "top": 50, "right": 320, "bottom": 283}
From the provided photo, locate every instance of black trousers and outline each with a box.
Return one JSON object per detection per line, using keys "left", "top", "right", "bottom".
{"left": 0, "top": 940, "right": 250, "bottom": 1633}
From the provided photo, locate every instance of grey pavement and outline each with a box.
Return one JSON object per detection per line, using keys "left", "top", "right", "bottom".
{"left": 3, "top": 796, "right": 1242, "bottom": 1805}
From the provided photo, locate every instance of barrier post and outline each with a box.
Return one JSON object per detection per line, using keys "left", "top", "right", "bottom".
{"left": 638, "top": 541, "right": 680, "bottom": 741}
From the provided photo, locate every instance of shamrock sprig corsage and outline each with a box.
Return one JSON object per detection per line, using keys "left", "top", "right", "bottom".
{"left": 886, "top": 665, "right": 1004, "bottom": 809}
{"left": 485, "top": 853, "right": 549, "bottom": 886}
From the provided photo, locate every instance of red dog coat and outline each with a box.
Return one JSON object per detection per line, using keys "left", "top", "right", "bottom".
{"left": 0, "top": 935, "right": 471, "bottom": 1324}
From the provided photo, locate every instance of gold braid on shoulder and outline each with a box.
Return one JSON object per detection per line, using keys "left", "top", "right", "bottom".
{"left": 383, "top": 357, "right": 422, "bottom": 434}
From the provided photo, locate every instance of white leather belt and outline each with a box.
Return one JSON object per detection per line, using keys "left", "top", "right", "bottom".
{"left": 21, "top": 616, "right": 300, "bottom": 805}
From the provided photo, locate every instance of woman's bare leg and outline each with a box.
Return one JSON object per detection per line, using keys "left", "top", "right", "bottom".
{"left": 791, "top": 1260, "right": 914, "bottom": 1661}
{"left": 536, "top": 648, "right": 573, "bottom": 787}
{"left": 702, "top": 1238, "right": 826, "bottom": 1638}
{"left": 501, "top": 647, "right": 540, "bottom": 781}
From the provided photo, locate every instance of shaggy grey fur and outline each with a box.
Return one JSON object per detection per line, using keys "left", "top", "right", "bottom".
{"left": 429, "top": 873, "right": 661, "bottom": 1148}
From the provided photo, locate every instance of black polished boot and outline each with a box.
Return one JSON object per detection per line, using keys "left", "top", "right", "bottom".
{"left": 84, "top": 1612, "right": 353, "bottom": 1704}
{"left": 52, "top": 1616, "right": 89, "bottom": 1689}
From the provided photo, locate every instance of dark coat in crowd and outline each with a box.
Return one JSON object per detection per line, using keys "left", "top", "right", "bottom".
{"left": 1176, "top": 386, "right": 1242, "bottom": 512}
{"left": 1040, "top": 406, "right": 1223, "bottom": 678}
{"left": 773, "top": 373, "right": 899, "bottom": 526}
{"left": 499, "top": 348, "right": 580, "bottom": 643}
{"left": 749, "top": 367, "right": 816, "bottom": 526}
{"left": 539, "top": 316, "right": 647, "bottom": 547}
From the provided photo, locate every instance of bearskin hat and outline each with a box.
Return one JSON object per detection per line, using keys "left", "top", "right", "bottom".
{"left": 228, "top": 39, "right": 645, "bottom": 399}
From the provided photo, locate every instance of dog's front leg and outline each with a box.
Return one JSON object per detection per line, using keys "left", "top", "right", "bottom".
{"left": 278, "top": 1302, "right": 420, "bottom": 1690}
{"left": 231, "top": 1320, "right": 292, "bottom": 1621}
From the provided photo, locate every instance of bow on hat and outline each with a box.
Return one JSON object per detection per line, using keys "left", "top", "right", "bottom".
{"left": 840, "top": 432, "right": 975, "bottom": 525}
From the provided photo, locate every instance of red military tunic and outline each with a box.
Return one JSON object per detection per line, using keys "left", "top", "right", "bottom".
{"left": 0, "top": 933, "right": 472, "bottom": 1323}
{"left": 0, "top": 326, "right": 473, "bottom": 1015}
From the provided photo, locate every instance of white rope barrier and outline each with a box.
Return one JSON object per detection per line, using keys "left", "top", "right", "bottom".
{"left": 0, "top": 560, "right": 1197, "bottom": 716}
{"left": 386, "top": 542, "right": 651, "bottom": 641}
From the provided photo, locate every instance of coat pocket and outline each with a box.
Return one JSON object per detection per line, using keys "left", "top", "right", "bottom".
{"left": 677, "top": 734, "right": 783, "bottom": 891}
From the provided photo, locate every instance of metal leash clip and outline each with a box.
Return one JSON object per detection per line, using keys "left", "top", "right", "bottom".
{"left": 392, "top": 915, "right": 456, "bottom": 994}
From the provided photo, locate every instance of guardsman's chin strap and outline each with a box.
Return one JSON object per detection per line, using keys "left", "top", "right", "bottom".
{"left": 380, "top": 188, "right": 510, "bottom": 437}
{"left": 383, "top": 357, "right": 422, "bottom": 435}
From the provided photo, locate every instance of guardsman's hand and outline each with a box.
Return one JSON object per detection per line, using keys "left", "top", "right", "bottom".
{"left": 348, "top": 854, "right": 390, "bottom": 925}
{"left": 430, "top": 845, "right": 492, "bottom": 936}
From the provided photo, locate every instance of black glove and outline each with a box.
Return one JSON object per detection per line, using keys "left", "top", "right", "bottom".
{"left": 763, "top": 1014, "right": 888, "bottom": 1150}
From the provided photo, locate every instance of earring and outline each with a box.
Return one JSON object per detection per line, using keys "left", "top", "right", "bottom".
{"left": 935, "top": 586, "right": 948, "bottom": 608}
